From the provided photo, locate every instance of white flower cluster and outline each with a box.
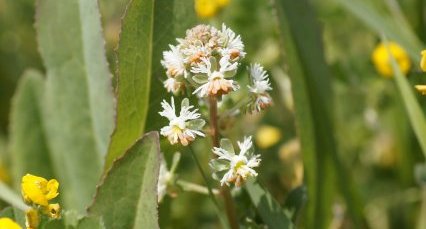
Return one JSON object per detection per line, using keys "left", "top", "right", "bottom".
{"left": 161, "top": 24, "right": 245, "bottom": 97}
{"left": 247, "top": 63, "right": 273, "bottom": 112}
{"left": 210, "top": 136, "right": 261, "bottom": 187}
{"left": 159, "top": 24, "right": 268, "bottom": 187}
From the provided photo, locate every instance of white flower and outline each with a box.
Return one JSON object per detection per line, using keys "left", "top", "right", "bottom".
{"left": 158, "top": 155, "right": 171, "bottom": 202}
{"left": 164, "top": 77, "right": 183, "bottom": 94}
{"left": 161, "top": 45, "right": 188, "bottom": 78}
{"left": 210, "top": 136, "right": 261, "bottom": 187}
{"left": 220, "top": 24, "right": 246, "bottom": 61}
{"left": 159, "top": 97, "right": 205, "bottom": 146}
{"left": 191, "top": 56, "right": 239, "bottom": 97}
{"left": 248, "top": 63, "right": 273, "bottom": 112}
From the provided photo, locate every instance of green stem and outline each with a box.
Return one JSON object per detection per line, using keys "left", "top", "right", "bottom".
{"left": 176, "top": 180, "right": 219, "bottom": 195}
{"left": 209, "top": 96, "right": 239, "bottom": 229}
{"left": 189, "top": 146, "right": 230, "bottom": 229}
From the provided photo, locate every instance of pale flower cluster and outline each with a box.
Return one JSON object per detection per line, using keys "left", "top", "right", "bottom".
{"left": 159, "top": 24, "right": 269, "bottom": 187}
{"left": 161, "top": 24, "right": 245, "bottom": 96}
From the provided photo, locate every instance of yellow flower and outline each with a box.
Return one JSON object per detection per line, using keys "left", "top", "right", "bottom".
{"left": 415, "top": 85, "right": 426, "bottom": 95}
{"left": 0, "top": 218, "right": 21, "bottom": 229}
{"left": 25, "top": 208, "right": 39, "bottom": 229}
{"left": 421, "top": 50, "right": 426, "bottom": 72}
{"left": 0, "top": 218, "right": 22, "bottom": 229}
{"left": 21, "top": 174, "right": 59, "bottom": 206}
{"left": 195, "top": 0, "right": 218, "bottom": 18}
{"left": 43, "top": 203, "right": 61, "bottom": 219}
{"left": 216, "top": 0, "right": 230, "bottom": 7}
{"left": 255, "top": 125, "right": 282, "bottom": 149}
{"left": 371, "top": 42, "right": 411, "bottom": 77}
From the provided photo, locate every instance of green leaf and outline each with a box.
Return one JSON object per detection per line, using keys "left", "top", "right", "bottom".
{"left": 76, "top": 216, "right": 105, "bottom": 229}
{"left": 273, "top": 0, "right": 365, "bottom": 228}
{"left": 335, "top": 0, "right": 423, "bottom": 62}
{"left": 282, "top": 186, "right": 307, "bottom": 223}
{"left": 88, "top": 132, "right": 161, "bottom": 229}
{"left": 36, "top": 0, "right": 115, "bottom": 212}
{"left": 219, "top": 139, "right": 235, "bottom": 154}
{"left": 384, "top": 38, "right": 426, "bottom": 159}
{"left": 9, "top": 70, "right": 54, "bottom": 189}
{"left": 105, "top": 0, "right": 196, "bottom": 170}
{"left": 245, "top": 182, "right": 294, "bottom": 229}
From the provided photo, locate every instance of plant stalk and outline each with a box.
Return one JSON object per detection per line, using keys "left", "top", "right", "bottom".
{"left": 209, "top": 96, "right": 239, "bottom": 229}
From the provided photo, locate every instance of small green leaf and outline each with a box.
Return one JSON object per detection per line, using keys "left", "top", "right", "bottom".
{"left": 209, "top": 159, "right": 229, "bottom": 172}
{"left": 192, "top": 74, "right": 209, "bottom": 84}
{"left": 282, "top": 185, "right": 307, "bottom": 223}
{"left": 88, "top": 132, "right": 161, "bottom": 229}
{"left": 187, "top": 119, "right": 206, "bottom": 130}
{"left": 219, "top": 139, "right": 235, "bottom": 154}
{"left": 181, "top": 98, "right": 190, "bottom": 108}
{"left": 245, "top": 182, "right": 294, "bottom": 229}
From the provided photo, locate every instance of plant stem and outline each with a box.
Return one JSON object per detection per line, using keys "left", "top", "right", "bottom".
{"left": 176, "top": 180, "right": 219, "bottom": 195}
{"left": 209, "top": 96, "right": 239, "bottom": 229}
{"left": 189, "top": 146, "right": 229, "bottom": 229}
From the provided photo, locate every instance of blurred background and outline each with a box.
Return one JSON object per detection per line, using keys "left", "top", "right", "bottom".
{"left": 1, "top": 0, "right": 426, "bottom": 228}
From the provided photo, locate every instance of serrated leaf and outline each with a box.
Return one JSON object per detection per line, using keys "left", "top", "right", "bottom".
{"left": 36, "top": 0, "right": 115, "bottom": 212}
{"left": 105, "top": 0, "right": 196, "bottom": 170}
{"left": 88, "top": 132, "right": 161, "bottom": 229}
{"left": 273, "top": 0, "right": 365, "bottom": 228}
{"left": 245, "top": 182, "right": 294, "bottom": 229}
{"left": 9, "top": 70, "right": 54, "bottom": 189}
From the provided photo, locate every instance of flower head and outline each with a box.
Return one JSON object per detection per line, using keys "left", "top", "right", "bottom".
{"left": 192, "top": 56, "right": 239, "bottom": 97}
{"left": 371, "top": 42, "right": 411, "bottom": 77}
{"left": 160, "top": 24, "right": 244, "bottom": 95}
{"left": 161, "top": 45, "right": 187, "bottom": 78}
{"left": 248, "top": 63, "right": 273, "bottom": 112}
{"left": 194, "top": 0, "right": 218, "bottom": 19}
{"left": 159, "top": 97, "right": 205, "bottom": 146}
{"left": 21, "top": 174, "right": 59, "bottom": 207}
{"left": 43, "top": 203, "right": 61, "bottom": 219}
{"left": 164, "top": 77, "right": 184, "bottom": 94}
{"left": 210, "top": 136, "right": 261, "bottom": 187}
{"left": 219, "top": 24, "right": 245, "bottom": 61}
{"left": 0, "top": 218, "right": 21, "bottom": 229}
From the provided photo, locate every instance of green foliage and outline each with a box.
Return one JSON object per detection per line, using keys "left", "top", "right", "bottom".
{"left": 274, "top": 0, "right": 364, "bottom": 227}
{"left": 35, "top": 0, "right": 114, "bottom": 212}
{"left": 245, "top": 182, "right": 294, "bottom": 229}
{"left": 88, "top": 132, "right": 161, "bottom": 229}
{"left": 105, "top": 0, "right": 196, "bottom": 170}
{"left": 336, "top": 0, "right": 423, "bottom": 61}
{"left": 9, "top": 70, "right": 53, "bottom": 189}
